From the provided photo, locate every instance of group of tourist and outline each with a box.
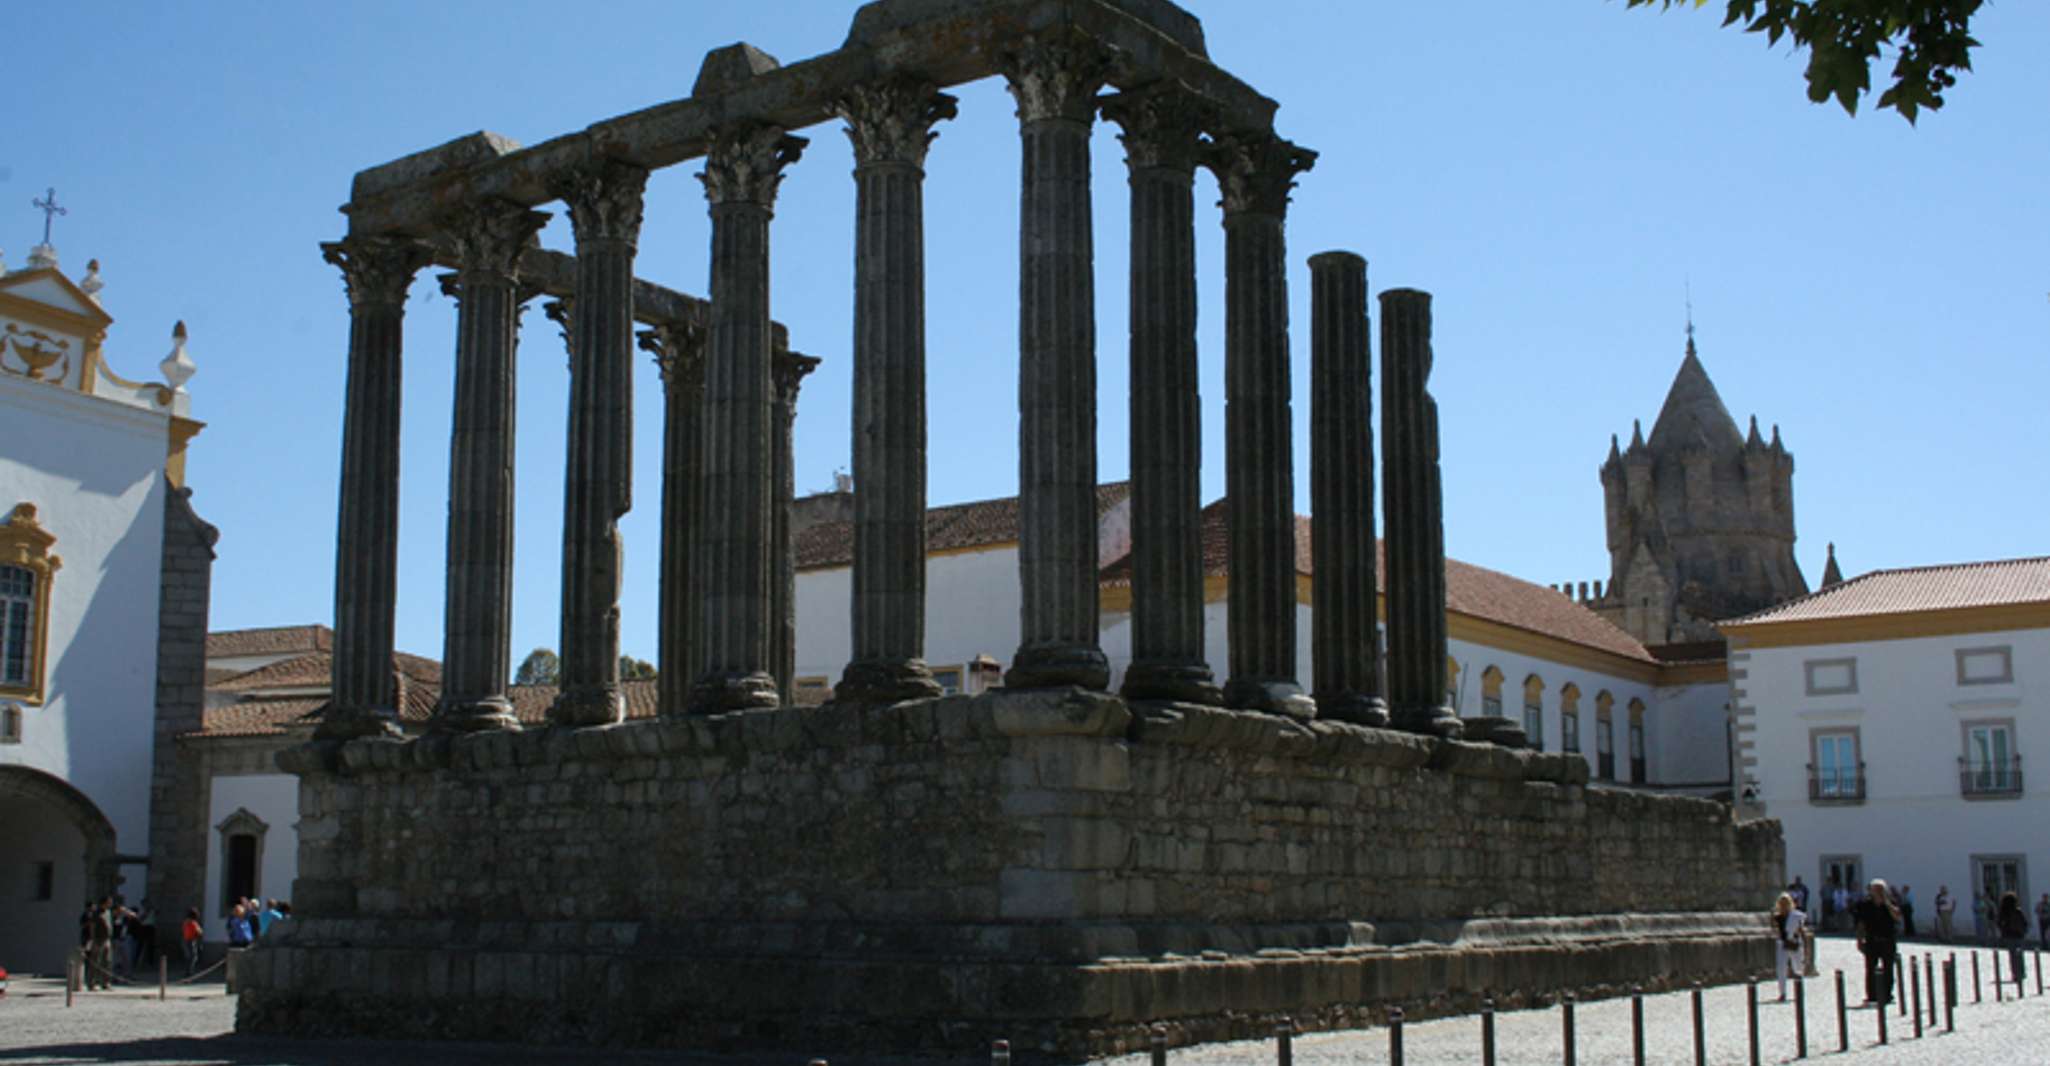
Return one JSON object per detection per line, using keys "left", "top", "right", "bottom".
{"left": 1800, "top": 874, "right": 2050, "bottom": 946}
{"left": 224, "top": 897, "right": 291, "bottom": 952}
{"left": 1797, "top": 877, "right": 2046, "bottom": 1007}
{"left": 72, "top": 895, "right": 292, "bottom": 988}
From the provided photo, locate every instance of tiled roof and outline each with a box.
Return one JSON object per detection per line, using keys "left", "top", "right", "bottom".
{"left": 1103, "top": 499, "right": 1654, "bottom": 664}
{"left": 797, "top": 483, "right": 1131, "bottom": 570}
{"left": 208, "top": 651, "right": 442, "bottom": 693}
{"left": 506, "top": 680, "right": 661, "bottom": 723}
{"left": 198, "top": 697, "right": 326, "bottom": 738}
{"left": 1723, "top": 556, "right": 2050, "bottom": 627}
{"left": 206, "top": 625, "right": 332, "bottom": 658}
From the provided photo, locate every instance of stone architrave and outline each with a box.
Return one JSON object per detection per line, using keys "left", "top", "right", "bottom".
{"left": 434, "top": 200, "right": 548, "bottom": 733}
{"left": 830, "top": 77, "right": 955, "bottom": 705}
{"left": 316, "top": 235, "right": 431, "bottom": 741}
{"left": 1307, "top": 251, "right": 1388, "bottom": 726}
{"left": 771, "top": 349, "right": 820, "bottom": 703}
{"left": 549, "top": 160, "right": 648, "bottom": 729}
{"left": 638, "top": 321, "right": 706, "bottom": 715}
{"left": 1380, "top": 289, "right": 1462, "bottom": 738}
{"left": 999, "top": 30, "right": 1114, "bottom": 691}
{"left": 1206, "top": 131, "right": 1316, "bottom": 718}
{"left": 1102, "top": 83, "right": 1220, "bottom": 706}
{"left": 689, "top": 124, "right": 807, "bottom": 713}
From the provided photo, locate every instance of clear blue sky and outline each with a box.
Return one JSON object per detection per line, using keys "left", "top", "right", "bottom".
{"left": 11, "top": 2, "right": 2046, "bottom": 666}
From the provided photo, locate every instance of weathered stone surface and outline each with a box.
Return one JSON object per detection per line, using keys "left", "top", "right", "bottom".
{"left": 1307, "top": 251, "right": 1388, "bottom": 726}
{"left": 1380, "top": 289, "right": 1462, "bottom": 739}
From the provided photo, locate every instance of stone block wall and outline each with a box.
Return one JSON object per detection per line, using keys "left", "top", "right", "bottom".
{"left": 146, "top": 487, "right": 216, "bottom": 915}
{"left": 239, "top": 688, "right": 1782, "bottom": 1060}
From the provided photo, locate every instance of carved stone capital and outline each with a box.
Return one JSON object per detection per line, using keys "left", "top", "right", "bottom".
{"left": 555, "top": 159, "right": 649, "bottom": 248}
{"left": 1000, "top": 30, "right": 1116, "bottom": 125}
{"left": 1101, "top": 83, "right": 1213, "bottom": 174}
{"left": 543, "top": 298, "right": 576, "bottom": 369}
{"left": 698, "top": 125, "right": 808, "bottom": 207}
{"left": 835, "top": 78, "right": 958, "bottom": 169}
{"left": 1205, "top": 132, "right": 1318, "bottom": 218}
{"left": 772, "top": 350, "right": 821, "bottom": 405}
{"left": 637, "top": 321, "right": 706, "bottom": 393}
{"left": 320, "top": 235, "right": 432, "bottom": 311}
{"left": 439, "top": 200, "right": 549, "bottom": 284}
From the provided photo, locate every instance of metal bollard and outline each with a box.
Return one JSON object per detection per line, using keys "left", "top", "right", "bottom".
{"left": 1150, "top": 1024, "right": 1167, "bottom": 1066}
{"left": 1747, "top": 980, "right": 1761, "bottom": 1066}
{"left": 65, "top": 950, "right": 75, "bottom": 1008}
{"left": 992, "top": 1038, "right": 1012, "bottom": 1065}
{"left": 1388, "top": 1006, "right": 1405, "bottom": 1066}
{"left": 1911, "top": 965, "right": 1922, "bottom": 1038}
{"left": 1794, "top": 975, "right": 1807, "bottom": 1059}
{"left": 1834, "top": 969, "right": 1848, "bottom": 1052}
{"left": 1631, "top": 987, "right": 1646, "bottom": 1066}
{"left": 1481, "top": 998, "right": 1495, "bottom": 1066}
{"left": 159, "top": 955, "right": 167, "bottom": 1001}
{"left": 1275, "top": 1018, "right": 1292, "bottom": 1066}
{"left": 1562, "top": 992, "right": 1576, "bottom": 1066}
{"left": 1926, "top": 954, "right": 1937, "bottom": 1027}
{"left": 1973, "top": 950, "right": 1982, "bottom": 1003}
{"left": 1945, "top": 958, "right": 1957, "bottom": 1032}
{"left": 1897, "top": 953, "right": 1908, "bottom": 1016}
{"left": 2039, "top": 948, "right": 2045, "bottom": 996}
{"left": 1996, "top": 953, "right": 2005, "bottom": 1003}
{"left": 1877, "top": 986, "right": 1888, "bottom": 1046}
{"left": 1691, "top": 983, "right": 1706, "bottom": 1066}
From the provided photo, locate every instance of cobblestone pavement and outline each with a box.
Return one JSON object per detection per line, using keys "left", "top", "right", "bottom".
{"left": 0, "top": 938, "right": 2043, "bottom": 1064}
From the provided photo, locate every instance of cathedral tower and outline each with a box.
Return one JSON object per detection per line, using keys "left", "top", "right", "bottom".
{"left": 1594, "top": 332, "right": 1805, "bottom": 645}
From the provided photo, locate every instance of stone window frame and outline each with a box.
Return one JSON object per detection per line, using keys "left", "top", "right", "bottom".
{"left": 215, "top": 807, "right": 269, "bottom": 917}
{"left": 0, "top": 503, "right": 61, "bottom": 706}
{"left": 930, "top": 664, "right": 965, "bottom": 696}
{"left": 1803, "top": 657, "right": 1858, "bottom": 697}
{"left": 1560, "top": 683, "right": 1581, "bottom": 753}
{"left": 1959, "top": 717, "right": 2021, "bottom": 799}
{"left": 1522, "top": 674, "right": 1545, "bottom": 753}
{"left": 1971, "top": 853, "right": 2028, "bottom": 913}
{"left": 1808, "top": 725, "right": 1864, "bottom": 804}
{"left": 1594, "top": 691, "right": 1616, "bottom": 780}
{"left": 1955, "top": 646, "right": 2014, "bottom": 687}
{"left": 1819, "top": 854, "right": 1862, "bottom": 899}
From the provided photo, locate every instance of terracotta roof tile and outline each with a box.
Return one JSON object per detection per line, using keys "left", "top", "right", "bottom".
{"left": 1723, "top": 555, "right": 2050, "bottom": 627}
{"left": 206, "top": 625, "right": 331, "bottom": 658}
{"left": 797, "top": 483, "right": 1131, "bottom": 570}
{"left": 197, "top": 697, "right": 326, "bottom": 738}
{"left": 209, "top": 651, "right": 441, "bottom": 693}
{"left": 506, "top": 680, "right": 660, "bottom": 723}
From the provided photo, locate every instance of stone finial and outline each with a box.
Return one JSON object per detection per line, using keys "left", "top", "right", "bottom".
{"left": 1205, "top": 131, "right": 1317, "bottom": 218}
{"left": 1629, "top": 418, "right": 1645, "bottom": 451}
{"left": 80, "top": 259, "right": 104, "bottom": 299}
{"left": 26, "top": 243, "right": 57, "bottom": 270}
{"left": 999, "top": 29, "right": 1116, "bottom": 125}
{"left": 1820, "top": 542, "right": 1844, "bottom": 589}
{"left": 160, "top": 321, "right": 196, "bottom": 391}
{"left": 835, "top": 78, "right": 957, "bottom": 169}
{"left": 698, "top": 124, "right": 808, "bottom": 207}
{"left": 1746, "top": 414, "right": 1764, "bottom": 448}
{"left": 692, "top": 43, "right": 781, "bottom": 98}
{"left": 1607, "top": 433, "right": 1622, "bottom": 464}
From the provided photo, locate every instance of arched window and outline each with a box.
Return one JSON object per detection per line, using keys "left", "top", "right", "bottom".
{"left": 1480, "top": 666, "right": 1504, "bottom": 716}
{"left": 1595, "top": 691, "right": 1616, "bottom": 781}
{"left": 216, "top": 808, "right": 269, "bottom": 915}
{"left": 1628, "top": 698, "right": 1647, "bottom": 784}
{"left": 1560, "top": 684, "right": 1581, "bottom": 753}
{"left": 1522, "top": 675, "right": 1545, "bottom": 752}
{"left": 0, "top": 503, "right": 61, "bottom": 705}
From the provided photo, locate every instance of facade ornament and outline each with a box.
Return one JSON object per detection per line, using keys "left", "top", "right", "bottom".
{"left": 554, "top": 160, "right": 649, "bottom": 248}
{"left": 835, "top": 78, "right": 958, "bottom": 169}
{"left": 999, "top": 29, "right": 1117, "bottom": 125}
{"left": 1206, "top": 131, "right": 1317, "bottom": 218}
{"left": 79, "top": 259, "right": 104, "bottom": 300}
{"left": 542, "top": 298, "right": 576, "bottom": 369}
{"left": 319, "top": 236, "right": 432, "bottom": 311}
{"left": 699, "top": 124, "right": 808, "bottom": 207}
{"left": 1101, "top": 83, "right": 1213, "bottom": 173}
{"left": 159, "top": 321, "right": 195, "bottom": 391}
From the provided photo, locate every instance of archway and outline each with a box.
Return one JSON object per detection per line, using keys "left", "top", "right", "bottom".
{"left": 0, "top": 765, "right": 118, "bottom": 973}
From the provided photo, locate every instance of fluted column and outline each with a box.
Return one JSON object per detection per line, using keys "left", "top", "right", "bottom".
{"left": 549, "top": 160, "right": 647, "bottom": 728}
{"left": 1308, "top": 252, "right": 1388, "bottom": 726}
{"left": 1000, "top": 31, "right": 1112, "bottom": 691}
{"left": 432, "top": 202, "right": 548, "bottom": 732}
{"left": 1102, "top": 85, "right": 1219, "bottom": 706}
{"left": 1207, "top": 132, "right": 1316, "bottom": 718}
{"left": 690, "top": 124, "right": 807, "bottom": 713}
{"left": 771, "top": 350, "right": 820, "bottom": 704}
{"left": 1381, "top": 289, "right": 1462, "bottom": 738}
{"left": 638, "top": 321, "right": 706, "bottom": 715}
{"left": 317, "top": 235, "right": 430, "bottom": 741}
{"left": 830, "top": 78, "right": 956, "bottom": 705}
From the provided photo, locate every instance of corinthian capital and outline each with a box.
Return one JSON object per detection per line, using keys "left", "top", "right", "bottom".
{"left": 1205, "top": 132, "right": 1318, "bottom": 218}
{"left": 637, "top": 320, "right": 706, "bottom": 394}
{"left": 555, "top": 159, "right": 649, "bottom": 248}
{"left": 1101, "top": 83, "right": 1214, "bottom": 174}
{"left": 999, "top": 30, "right": 1116, "bottom": 125}
{"left": 772, "top": 350, "right": 821, "bottom": 406}
{"left": 543, "top": 298, "right": 575, "bottom": 370}
{"left": 439, "top": 199, "right": 550, "bottom": 284}
{"left": 835, "top": 78, "right": 958, "bottom": 169}
{"left": 320, "top": 235, "right": 432, "bottom": 311}
{"left": 698, "top": 125, "right": 808, "bottom": 208}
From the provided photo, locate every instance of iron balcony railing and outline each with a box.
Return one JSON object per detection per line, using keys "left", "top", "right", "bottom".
{"left": 1807, "top": 763, "right": 1866, "bottom": 803}
{"left": 1959, "top": 757, "right": 2023, "bottom": 798}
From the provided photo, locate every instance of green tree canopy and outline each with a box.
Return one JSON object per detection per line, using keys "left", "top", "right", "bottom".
{"left": 513, "top": 647, "right": 559, "bottom": 686}
{"left": 1626, "top": 0, "right": 1982, "bottom": 122}
{"left": 619, "top": 656, "right": 657, "bottom": 681}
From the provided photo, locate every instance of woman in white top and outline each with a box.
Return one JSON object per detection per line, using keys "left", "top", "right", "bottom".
{"left": 1773, "top": 891, "right": 1808, "bottom": 1000}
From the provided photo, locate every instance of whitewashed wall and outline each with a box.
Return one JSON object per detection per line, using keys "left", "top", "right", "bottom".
{"left": 202, "top": 773, "right": 300, "bottom": 937}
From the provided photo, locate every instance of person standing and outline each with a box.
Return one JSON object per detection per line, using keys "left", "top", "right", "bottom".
{"left": 1998, "top": 891, "right": 2029, "bottom": 986}
{"left": 2036, "top": 892, "right": 2050, "bottom": 950}
{"left": 226, "top": 903, "right": 254, "bottom": 949}
{"left": 1834, "top": 883, "right": 1854, "bottom": 933}
{"left": 1898, "top": 884, "right": 1916, "bottom": 940}
{"left": 1852, "top": 879, "right": 1901, "bottom": 1005}
{"left": 1934, "top": 885, "right": 1956, "bottom": 943}
{"left": 1773, "top": 892, "right": 1808, "bottom": 1000}
{"left": 1975, "top": 891, "right": 1995, "bottom": 944}
{"left": 180, "top": 908, "right": 204, "bottom": 976}
{"left": 85, "top": 898, "right": 114, "bottom": 991}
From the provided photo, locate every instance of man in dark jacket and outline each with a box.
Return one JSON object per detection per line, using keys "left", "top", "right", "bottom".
{"left": 1851, "top": 879, "right": 1901, "bottom": 1005}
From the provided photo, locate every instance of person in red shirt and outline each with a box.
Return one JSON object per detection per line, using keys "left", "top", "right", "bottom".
{"left": 180, "top": 908, "right": 203, "bottom": 976}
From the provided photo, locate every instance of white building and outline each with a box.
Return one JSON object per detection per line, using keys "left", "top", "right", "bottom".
{"left": 0, "top": 240, "right": 210, "bottom": 973}
{"left": 1723, "top": 556, "right": 2050, "bottom": 935}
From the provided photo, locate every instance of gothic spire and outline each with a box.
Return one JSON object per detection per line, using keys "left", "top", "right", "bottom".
{"left": 1821, "top": 543, "right": 1844, "bottom": 589}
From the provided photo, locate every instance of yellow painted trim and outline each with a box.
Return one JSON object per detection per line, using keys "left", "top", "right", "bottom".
{"left": 0, "top": 270, "right": 114, "bottom": 331}
{"left": 93, "top": 359, "right": 175, "bottom": 408}
{"left": 1722, "top": 602, "right": 2050, "bottom": 649}
{"left": 166, "top": 417, "right": 205, "bottom": 488}
{"left": 0, "top": 502, "right": 62, "bottom": 706}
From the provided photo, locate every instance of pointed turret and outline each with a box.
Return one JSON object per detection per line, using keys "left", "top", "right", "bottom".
{"left": 1629, "top": 418, "right": 1645, "bottom": 451}
{"left": 1746, "top": 414, "right": 1764, "bottom": 449}
{"left": 1647, "top": 338, "right": 1744, "bottom": 454}
{"left": 1606, "top": 433, "right": 1622, "bottom": 465}
{"left": 1820, "top": 543, "right": 1843, "bottom": 589}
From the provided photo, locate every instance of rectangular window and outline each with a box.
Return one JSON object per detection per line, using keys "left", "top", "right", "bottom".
{"left": 34, "top": 860, "right": 54, "bottom": 901}
{"left": 1628, "top": 722, "right": 1647, "bottom": 785}
{"left": 224, "top": 834, "right": 258, "bottom": 912}
{"left": 0, "top": 565, "right": 33, "bottom": 687}
{"left": 1956, "top": 646, "right": 2014, "bottom": 686}
{"left": 1974, "top": 855, "right": 2027, "bottom": 913}
{"left": 930, "top": 666, "right": 963, "bottom": 696}
{"left": 1482, "top": 695, "right": 1502, "bottom": 715}
{"left": 1803, "top": 658, "right": 1858, "bottom": 696}
{"left": 1562, "top": 713, "right": 1580, "bottom": 754}
{"left": 1961, "top": 721, "right": 2020, "bottom": 797}
{"left": 1596, "top": 718, "right": 1615, "bottom": 780}
{"left": 1523, "top": 701, "right": 1544, "bottom": 752}
{"left": 1810, "top": 729, "right": 1863, "bottom": 801}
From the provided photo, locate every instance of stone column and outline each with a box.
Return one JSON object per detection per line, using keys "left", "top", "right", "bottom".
{"left": 549, "top": 160, "right": 647, "bottom": 728}
{"left": 771, "top": 349, "right": 820, "bottom": 703}
{"left": 830, "top": 78, "right": 956, "bottom": 705}
{"left": 1102, "top": 85, "right": 1219, "bottom": 706}
{"left": 1308, "top": 251, "right": 1389, "bottom": 726}
{"left": 1207, "top": 132, "right": 1316, "bottom": 718}
{"left": 1000, "top": 31, "right": 1113, "bottom": 691}
{"left": 433, "top": 201, "right": 548, "bottom": 732}
{"left": 690, "top": 124, "right": 807, "bottom": 713}
{"left": 1381, "top": 289, "right": 1462, "bottom": 738}
{"left": 316, "top": 235, "right": 430, "bottom": 741}
{"left": 638, "top": 320, "right": 705, "bottom": 715}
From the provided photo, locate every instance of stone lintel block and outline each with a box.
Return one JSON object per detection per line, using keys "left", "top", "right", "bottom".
{"left": 985, "top": 686, "right": 1133, "bottom": 739}
{"left": 351, "top": 131, "right": 521, "bottom": 202}
{"left": 1026, "top": 736, "right": 1133, "bottom": 792}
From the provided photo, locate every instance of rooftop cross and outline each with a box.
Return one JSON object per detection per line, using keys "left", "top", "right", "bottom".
{"left": 32, "top": 187, "right": 66, "bottom": 245}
